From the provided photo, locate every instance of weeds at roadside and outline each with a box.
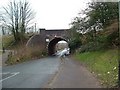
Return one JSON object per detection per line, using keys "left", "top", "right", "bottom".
{"left": 6, "top": 45, "right": 47, "bottom": 65}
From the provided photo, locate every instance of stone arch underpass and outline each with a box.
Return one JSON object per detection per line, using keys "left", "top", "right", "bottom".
{"left": 48, "top": 37, "right": 67, "bottom": 55}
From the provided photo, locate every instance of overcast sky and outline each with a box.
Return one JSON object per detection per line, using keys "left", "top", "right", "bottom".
{"left": 0, "top": 0, "right": 90, "bottom": 29}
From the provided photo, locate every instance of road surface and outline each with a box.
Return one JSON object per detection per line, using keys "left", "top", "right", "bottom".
{"left": 2, "top": 57, "right": 60, "bottom": 88}
{"left": 1, "top": 56, "right": 101, "bottom": 88}
{"left": 47, "top": 58, "right": 101, "bottom": 88}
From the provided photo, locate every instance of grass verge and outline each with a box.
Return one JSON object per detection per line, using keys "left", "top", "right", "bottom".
{"left": 74, "top": 49, "right": 118, "bottom": 88}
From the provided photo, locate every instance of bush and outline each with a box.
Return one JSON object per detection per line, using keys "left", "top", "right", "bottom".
{"left": 69, "top": 38, "right": 82, "bottom": 53}
{"left": 79, "top": 41, "right": 106, "bottom": 53}
{"left": 6, "top": 45, "right": 47, "bottom": 65}
{"left": 106, "top": 31, "right": 119, "bottom": 47}
{"left": 79, "top": 32, "right": 118, "bottom": 53}
{"left": 2, "top": 35, "right": 14, "bottom": 49}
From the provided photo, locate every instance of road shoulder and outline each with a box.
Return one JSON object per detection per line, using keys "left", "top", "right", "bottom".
{"left": 47, "top": 57, "right": 102, "bottom": 88}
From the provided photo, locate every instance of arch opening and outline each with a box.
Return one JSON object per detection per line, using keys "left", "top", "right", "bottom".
{"left": 48, "top": 37, "right": 68, "bottom": 55}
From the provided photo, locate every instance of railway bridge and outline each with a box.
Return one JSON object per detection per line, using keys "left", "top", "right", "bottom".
{"left": 26, "top": 28, "right": 70, "bottom": 55}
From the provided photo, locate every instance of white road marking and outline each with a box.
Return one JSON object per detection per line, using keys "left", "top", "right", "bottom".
{"left": 0, "top": 72, "right": 20, "bottom": 82}
{"left": 0, "top": 72, "right": 10, "bottom": 75}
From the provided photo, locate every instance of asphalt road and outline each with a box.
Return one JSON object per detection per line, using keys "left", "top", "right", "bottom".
{"left": 1, "top": 56, "right": 101, "bottom": 88}
{"left": 48, "top": 58, "right": 101, "bottom": 88}
{"left": 2, "top": 57, "right": 60, "bottom": 88}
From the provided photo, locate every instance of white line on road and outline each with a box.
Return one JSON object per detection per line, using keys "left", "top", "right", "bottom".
{"left": 0, "top": 72, "right": 10, "bottom": 75}
{"left": 0, "top": 72, "right": 20, "bottom": 82}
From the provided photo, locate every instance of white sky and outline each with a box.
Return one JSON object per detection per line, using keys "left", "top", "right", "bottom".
{"left": 58, "top": 40, "right": 67, "bottom": 43}
{"left": 0, "top": 0, "right": 90, "bottom": 29}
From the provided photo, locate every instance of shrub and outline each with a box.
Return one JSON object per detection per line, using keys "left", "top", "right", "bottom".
{"left": 6, "top": 45, "right": 47, "bottom": 65}
{"left": 79, "top": 41, "right": 107, "bottom": 53}
{"left": 106, "top": 31, "right": 119, "bottom": 47}
{"left": 69, "top": 38, "right": 82, "bottom": 53}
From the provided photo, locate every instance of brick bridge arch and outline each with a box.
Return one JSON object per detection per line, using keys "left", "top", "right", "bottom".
{"left": 26, "top": 28, "right": 69, "bottom": 55}
{"left": 48, "top": 37, "right": 67, "bottom": 55}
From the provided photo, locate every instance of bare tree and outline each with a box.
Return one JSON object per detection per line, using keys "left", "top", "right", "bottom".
{"left": 2, "top": 0, "right": 35, "bottom": 43}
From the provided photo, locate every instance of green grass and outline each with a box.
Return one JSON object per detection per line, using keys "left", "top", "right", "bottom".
{"left": 74, "top": 49, "right": 118, "bottom": 87}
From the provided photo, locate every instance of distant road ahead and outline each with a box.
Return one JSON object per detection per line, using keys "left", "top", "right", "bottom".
{"left": 2, "top": 57, "right": 60, "bottom": 88}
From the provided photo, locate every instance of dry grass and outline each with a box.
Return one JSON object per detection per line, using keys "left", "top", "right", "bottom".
{"left": 2, "top": 35, "right": 14, "bottom": 49}
{"left": 100, "top": 20, "right": 118, "bottom": 35}
{"left": 6, "top": 44, "right": 47, "bottom": 65}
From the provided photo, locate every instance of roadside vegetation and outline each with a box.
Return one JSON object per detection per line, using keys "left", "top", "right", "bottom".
{"left": 2, "top": 34, "right": 47, "bottom": 65}
{"left": 0, "top": 52, "right": 1, "bottom": 55}
{"left": 69, "top": 2, "right": 119, "bottom": 88}
{"left": 1, "top": 0, "right": 47, "bottom": 65}
{"left": 2, "top": 33, "right": 47, "bottom": 65}
{"left": 74, "top": 49, "right": 118, "bottom": 87}
{"left": 6, "top": 45, "right": 47, "bottom": 65}
{"left": 2, "top": 35, "right": 14, "bottom": 49}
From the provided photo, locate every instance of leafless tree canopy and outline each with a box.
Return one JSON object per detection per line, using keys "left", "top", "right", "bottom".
{"left": 2, "top": 0, "right": 35, "bottom": 42}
